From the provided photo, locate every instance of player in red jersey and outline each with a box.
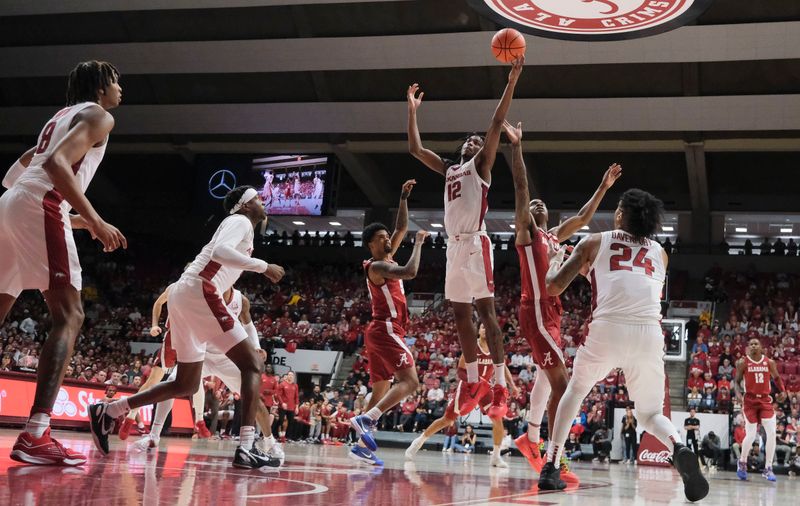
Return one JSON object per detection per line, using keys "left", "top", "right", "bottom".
{"left": 407, "top": 57, "right": 523, "bottom": 422}
{"left": 734, "top": 338, "right": 786, "bottom": 482}
{"left": 503, "top": 120, "right": 621, "bottom": 476}
{"left": 405, "top": 324, "right": 518, "bottom": 467}
{"left": 349, "top": 180, "right": 429, "bottom": 466}
{"left": 3, "top": 61, "right": 127, "bottom": 467}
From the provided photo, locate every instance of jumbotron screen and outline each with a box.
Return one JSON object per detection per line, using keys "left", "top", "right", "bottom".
{"left": 252, "top": 155, "right": 329, "bottom": 216}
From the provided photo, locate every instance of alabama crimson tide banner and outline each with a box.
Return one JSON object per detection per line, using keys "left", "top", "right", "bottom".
{"left": 468, "top": 0, "right": 715, "bottom": 41}
{"left": 637, "top": 372, "right": 672, "bottom": 467}
{"left": 0, "top": 372, "right": 194, "bottom": 431}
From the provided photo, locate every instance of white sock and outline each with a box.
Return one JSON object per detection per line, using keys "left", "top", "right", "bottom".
{"left": 493, "top": 364, "right": 506, "bottom": 387}
{"left": 241, "top": 426, "right": 256, "bottom": 450}
{"left": 762, "top": 416, "right": 777, "bottom": 466}
{"left": 528, "top": 423, "right": 540, "bottom": 443}
{"left": 192, "top": 386, "right": 205, "bottom": 424}
{"left": 740, "top": 423, "right": 758, "bottom": 462}
{"left": 137, "top": 421, "right": 145, "bottom": 429}
{"left": 25, "top": 412, "right": 50, "bottom": 438}
{"left": 126, "top": 408, "right": 139, "bottom": 421}
{"left": 492, "top": 445, "right": 501, "bottom": 457}
{"left": 106, "top": 398, "right": 130, "bottom": 419}
{"left": 466, "top": 361, "right": 479, "bottom": 383}
{"left": 365, "top": 407, "right": 382, "bottom": 421}
{"left": 150, "top": 398, "right": 174, "bottom": 439}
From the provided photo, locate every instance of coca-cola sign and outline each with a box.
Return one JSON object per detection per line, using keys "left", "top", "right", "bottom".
{"left": 639, "top": 448, "right": 671, "bottom": 464}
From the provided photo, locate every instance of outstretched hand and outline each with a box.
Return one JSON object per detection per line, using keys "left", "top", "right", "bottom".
{"left": 401, "top": 179, "right": 417, "bottom": 197}
{"left": 407, "top": 83, "right": 424, "bottom": 112}
{"left": 601, "top": 163, "right": 623, "bottom": 190}
{"left": 502, "top": 120, "right": 523, "bottom": 145}
{"left": 508, "top": 56, "right": 525, "bottom": 84}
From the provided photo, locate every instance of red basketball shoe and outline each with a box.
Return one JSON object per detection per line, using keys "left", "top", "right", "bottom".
{"left": 515, "top": 434, "right": 544, "bottom": 472}
{"left": 455, "top": 378, "right": 491, "bottom": 416}
{"left": 487, "top": 384, "right": 509, "bottom": 420}
{"left": 118, "top": 418, "right": 134, "bottom": 440}
{"left": 10, "top": 429, "right": 87, "bottom": 466}
{"left": 195, "top": 420, "right": 212, "bottom": 439}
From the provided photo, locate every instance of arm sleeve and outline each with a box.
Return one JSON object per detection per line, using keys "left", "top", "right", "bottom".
{"left": 211, "top": 217, "right": 269, "bottom": 273}
{"left": 243, "top": 321, "right": 259, "bottom": 348}
{"left": 2, "top": 159, "right": 26, "bottom": 189}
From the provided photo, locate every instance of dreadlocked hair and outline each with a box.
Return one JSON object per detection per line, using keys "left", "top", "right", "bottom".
{"left": 66, "top": 61, "right": 120, "bottom": 106}
{"left": 619, "top": 188, "right": 664, "bottom": 239}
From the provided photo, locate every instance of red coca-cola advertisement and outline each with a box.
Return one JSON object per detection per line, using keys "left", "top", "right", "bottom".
{"left": 0, "top": 371, "right": 193, "bottom": 432}
{"left": 637, "top": 373, "right": 672, "bottom": 467}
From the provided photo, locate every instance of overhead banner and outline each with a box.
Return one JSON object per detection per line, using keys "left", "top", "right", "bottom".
{"left": 270, "top": 349, "right": 342, "bottom": 375}
{"left": 468, "top": 0, "right": 715, "bottom": 41}
{"left": 0, "top": 372, "right": 193, "bottom": 431}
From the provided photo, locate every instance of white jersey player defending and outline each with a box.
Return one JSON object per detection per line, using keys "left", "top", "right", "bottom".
{"left": 2, "top": 61, "right": 126, "bottom": 467}
{"left": 89, "top": 185, "right": 285, "bottom": 471}
{"left": 537, "top": 189, "right": 708, "bottom": 502}
{"left": 406, "top": 57, "right": 523, "bottom": 420}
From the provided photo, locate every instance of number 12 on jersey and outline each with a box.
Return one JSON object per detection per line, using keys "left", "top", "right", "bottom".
{"left": 446, "top": 181, "right": 462, "bottom": 202}
{"left": 609, "top": 243, "right": 654, "bottom": 276}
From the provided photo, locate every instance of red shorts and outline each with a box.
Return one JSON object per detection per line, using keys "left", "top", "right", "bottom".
{"left": 153, "top": 326, "right": 177, "bottom": 370}
{"left": 365, "top": 320, "right": 414, "bottom": 382}
{"left": 743, "top": 393, "right": 774, "bottom": 423}
{"left": 444, "top": 381, "right": 492, "bottom": 420}
{"left": 519, "top": 301, "right": 563, "bottom": 370}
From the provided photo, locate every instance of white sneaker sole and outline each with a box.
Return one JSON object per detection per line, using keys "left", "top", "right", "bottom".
{"left": 10, "top": 450, "right": 86, "bottom": 466}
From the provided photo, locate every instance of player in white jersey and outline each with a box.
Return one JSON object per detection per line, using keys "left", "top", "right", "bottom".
{"left": 89, "top": 185, "right": 285, "bottom": 471}
{"left": 2, "top": 61, "right": 126, "bottom": 467}
{"left": 407, "top": 57, "right": 523, "bottom": 420}
{"left": 537, "top": 189, "right": 708, "bottom": 502}
{"left": 132, "top": 286, "right": 284, "bottom": 463}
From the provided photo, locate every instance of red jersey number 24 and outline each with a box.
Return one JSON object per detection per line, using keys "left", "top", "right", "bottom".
{"left": 609, "top": 243, "right": 654, "bottom": 276}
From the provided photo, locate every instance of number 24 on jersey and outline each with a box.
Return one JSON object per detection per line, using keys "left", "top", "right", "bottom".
{"left": 609, "top": 243, "right": 654, "bottom": 276}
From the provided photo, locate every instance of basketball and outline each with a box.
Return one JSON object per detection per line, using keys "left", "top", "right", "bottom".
{"left": 491, "top": 28, "right": 526, "bottom": 63}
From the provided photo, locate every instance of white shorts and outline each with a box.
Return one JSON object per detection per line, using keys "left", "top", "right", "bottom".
{"left": 0, "top": 186, "right": 81, "bottom": 297}
{"left": 445, "top": 232, "right": 494, "bottom": 303}
{"left": 167, "top": 278, "right": 248, "bottom": 363}
{"left": 202, "top": 350, "right": 242, "bottom": 395}
{"left": 571, "top": 319, "right": 666, "bottom": 416}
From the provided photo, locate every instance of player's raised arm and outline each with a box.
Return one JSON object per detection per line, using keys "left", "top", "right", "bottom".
{"left": 150, "top": 285, "right": 172, "bottom": 336}
{"left": 503, "top": 120, "right": 535, "bottom": 245}
{"left": 370, "top": 230, "right": 429, "bottom": 282}
{"left": 551, "top": 164, "right": 622, "bottom": 242}
{"left": 474, "top": 56, "right": 524, "bottom": 183}
{"left": 43, "top": 105, "right": 126, "bottom": 252}
{"left": 1, "top": 146, "right": 35, "bottom": 189}
{"left": 390, "top": 179, "right": 416, "bottom": 255}
{"left": 545, "top": 234, "right": 599, "bottom": 296}
{"left": 407, "top": 84, "right": 447, "bottom": 176}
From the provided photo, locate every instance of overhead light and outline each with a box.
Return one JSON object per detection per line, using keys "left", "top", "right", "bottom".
{"left": 431, "top": 223, "right": 443, "bottom": 228}
{"left": 292, "top": 221, "right": 305, "bottom": 226}
{"left": 735, "top": 227, "right": 747, "bottom": 233}
{"left": 781, "top": 228, "right": 792, "bottom": 233}
{"left": 509, "top": 224, "right": 516, "bottom": 229}
{"left": 581, "top": 226, "right": 589, "bottom": 230}
{"left": 662, "top": 226, "right": 674, "bottom": 232}
{"left": 329, "top": 221, "right": 342, "bottom": 226}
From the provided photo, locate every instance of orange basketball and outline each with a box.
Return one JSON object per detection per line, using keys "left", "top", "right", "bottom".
{"left": 491, "top": 28, "right": 526, "bottom": 64}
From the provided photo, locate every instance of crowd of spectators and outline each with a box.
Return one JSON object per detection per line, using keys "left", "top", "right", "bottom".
{"left": 686, "top": 267, "right": 800, "bottom": 470}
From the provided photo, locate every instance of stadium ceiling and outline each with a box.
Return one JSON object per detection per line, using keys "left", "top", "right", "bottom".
{"left": 1, "top": 0, "right": 800, "bottom": 235}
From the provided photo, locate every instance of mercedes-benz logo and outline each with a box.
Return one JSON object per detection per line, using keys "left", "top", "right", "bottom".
{"left": 209, "top": 169, "right": 236, "bottom": 199}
